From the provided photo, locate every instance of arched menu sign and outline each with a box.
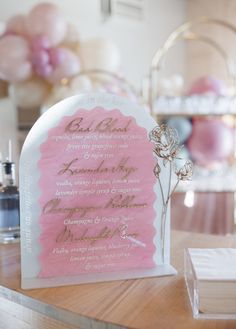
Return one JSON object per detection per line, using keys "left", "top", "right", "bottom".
{"left": 20, "top": 93, "right": 176, "bottom": 289}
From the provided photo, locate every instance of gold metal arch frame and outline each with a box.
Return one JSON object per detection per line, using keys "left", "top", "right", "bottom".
{"left": 151, "top": 17, "right": 236, "bottom": 68}
{"left": 149, "top": 17, "right": 236, "bottom": 115}
{"left": 149, "top": 18, "right": 236, "bottom": 232}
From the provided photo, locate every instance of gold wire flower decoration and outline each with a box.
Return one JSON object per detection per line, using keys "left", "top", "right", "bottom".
{"left": 150, "top": 124, "right": 193, "bottom": 262}
{"left": 149, "top": 124, "right": 182, "bottom": 165}
{"left": 175, "top": 160, "right": 193, "bottom": 181}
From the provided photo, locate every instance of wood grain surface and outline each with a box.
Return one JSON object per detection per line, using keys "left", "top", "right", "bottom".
{"left": 0, "top": 230, "right": 236, "bottom": 329}
{"left": 172, "top": 192, "right": 235, "bottom": 235}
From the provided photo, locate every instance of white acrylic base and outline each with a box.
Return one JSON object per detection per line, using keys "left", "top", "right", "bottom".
{"left": 22, "top": 264, "right": 177, "bottom": 289}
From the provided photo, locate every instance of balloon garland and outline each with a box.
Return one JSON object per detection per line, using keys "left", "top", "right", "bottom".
{"left": 0, "top": 2, "right": 135, "bottom": 110}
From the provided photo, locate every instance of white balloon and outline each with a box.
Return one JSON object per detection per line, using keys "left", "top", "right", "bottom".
{"left": 52, "top": 85, "right": 71, "bottom": 100}
{"left": 157, "top": 77, "right": 172, "bottom": 96}
{"left": 80, "top": 37, "right": 121, "bottom": 72}
{"left": 47, "top": 48, "right": 80, "bottom": 84}
{"left": 71, "top": 75, "right": 92, "bottom": 92}
{"left": 171, "top": 74, "right": 184, "bottom": 88}
{"left": 41, "top": 85, "right": 74, "bottom": 113}
{"left": 169, "top": 74, "right": 184, "bottom": 95}
{"left": 9, "top": 77, "right": 50, "bottom": 109}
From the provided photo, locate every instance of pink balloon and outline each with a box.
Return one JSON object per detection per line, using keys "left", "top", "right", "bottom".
{"left": 188, "top": 76, "right": 227, "bottom": 96}
{"left": 6, "top": 15, "right": 27, "bottom": 36}
{"left": 25, "top": 3, "right": 67, "bottom": 47}
{"left": 187, "top": 119, "right": 234, "bottom": 166}
{"left": 35, "top": 63, "right": 53, "bottom": 78}
{"left": 0, "top": 35, "right": 32, "bottom": 81}
{"left": 49, "top": 47, "right": 66, "bottom": 66}
{"left": 31, "top": 35, "right": 50, "bottom": 50}
{"left": 47, "top": 48, "right": 80, "bottom": 83}
{"left": 32, "top": 49, "right": 49, "bottom": 67}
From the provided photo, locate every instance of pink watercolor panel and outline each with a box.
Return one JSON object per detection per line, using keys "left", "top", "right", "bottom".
{"left": 38, "top": 107, "right": 157, "bottom": 278}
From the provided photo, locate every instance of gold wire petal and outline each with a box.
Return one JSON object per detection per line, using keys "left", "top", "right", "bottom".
{"left": 175, "top": 160, "right": 193, "bottom": 181}
{"left": 153, "top": 163, "right": 161, "bottom": 178}
{"left": 150, "top": 125, "right": 181, "bottom": 163}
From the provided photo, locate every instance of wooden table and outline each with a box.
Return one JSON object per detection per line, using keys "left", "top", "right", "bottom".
{"left": 0, "top": 230, "right": 236, "bottom": 329}
{"left": 172, "top": 192, "right": 235, "bottom": 235}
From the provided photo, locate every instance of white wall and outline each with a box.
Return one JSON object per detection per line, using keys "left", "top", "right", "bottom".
{"left": 0, "top": 0, "right": 187, "bottom": 89}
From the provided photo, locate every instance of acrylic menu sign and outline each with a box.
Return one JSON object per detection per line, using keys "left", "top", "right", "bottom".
{"left": 20, "top": 93, "right": 176, "bottom": 289}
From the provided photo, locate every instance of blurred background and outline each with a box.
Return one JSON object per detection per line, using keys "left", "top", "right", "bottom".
{"left": 0, "top": 0, "right": 236, "bottom": 236}
{"left": 0, "top": 0, "right": 186, "bottom": 88}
